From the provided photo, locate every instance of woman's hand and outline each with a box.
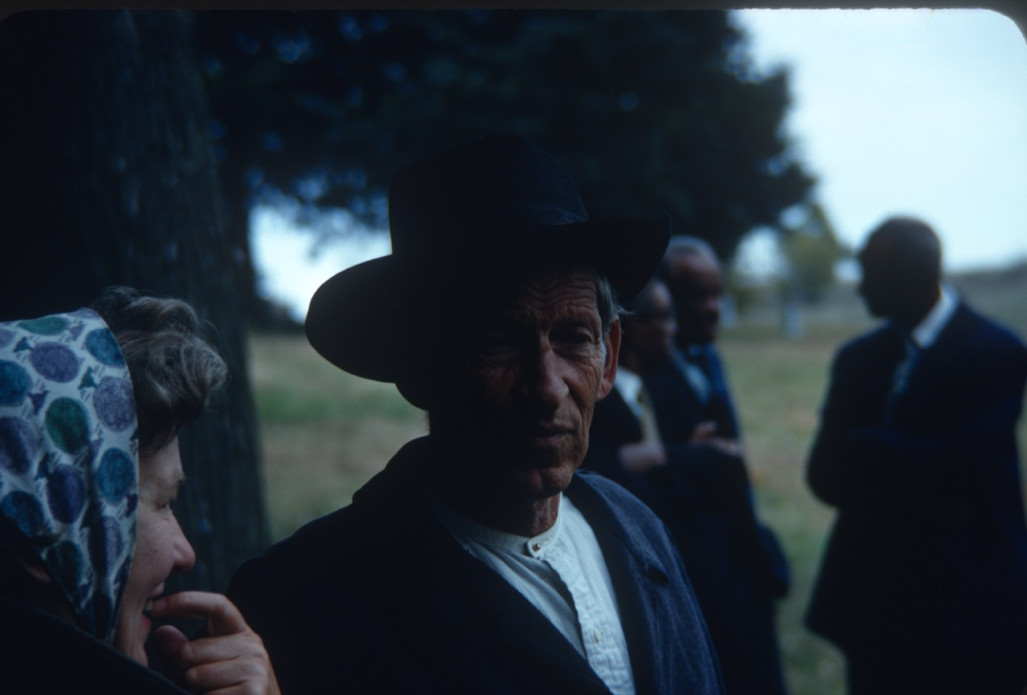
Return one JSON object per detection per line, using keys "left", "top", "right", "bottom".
{"left": 150, "top": 591, "right": 281, "bottom": 695}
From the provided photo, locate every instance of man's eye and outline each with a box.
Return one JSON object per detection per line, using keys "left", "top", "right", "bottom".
{"left": 474, "top": 323, "right": 521, "bottom": 351}
{"left": 554, "top": 327, "right": 595, "bottom": 346}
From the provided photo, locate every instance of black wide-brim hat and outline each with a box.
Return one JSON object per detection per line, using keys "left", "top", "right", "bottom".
{"left": 306, "top": 134, "right": 670, "bottom": 383}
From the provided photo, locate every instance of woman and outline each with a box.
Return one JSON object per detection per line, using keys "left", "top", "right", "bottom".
{"left": 0, "top": 287, "right": 278, "bottom": 694}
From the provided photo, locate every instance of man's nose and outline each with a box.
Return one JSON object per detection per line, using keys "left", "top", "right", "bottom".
{"left": 702, "top": 296, "right": 721, "bottom": 315}
{"left": 522, "top": 342, "right": 568, "bottom": 407}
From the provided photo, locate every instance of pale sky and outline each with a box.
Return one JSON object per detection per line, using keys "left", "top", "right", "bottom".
{"left": 255, "top": 8, "right": 1027, "bottom": 319}
{"left": 733, "top": 8, "right": 1027, "bottom": 272}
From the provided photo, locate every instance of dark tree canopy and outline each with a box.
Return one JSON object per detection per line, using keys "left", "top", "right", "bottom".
{"left": 193, "top": 9, "right": 814, "bottom": 304}
{"left": 0, "top": 10, "right": 267, "bottom": 593}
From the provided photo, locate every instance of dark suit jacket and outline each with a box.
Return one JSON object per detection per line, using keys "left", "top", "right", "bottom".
{"left": 585, "top": 359, "right": 790, "bottom": 695}
{"left": 229, "top": 437, "right": 724, "bottom": 695}
{"left": 584, "top": 386, "right": 666, "bottom": 509}
{"left": 805, "top": 302, "right": 1027, "bottom": 658}
{"left": 643, "top": 350, "right": 790, "bottom": 600}
{"left": 650, "top": 346, "right": 739, "bottom": 442}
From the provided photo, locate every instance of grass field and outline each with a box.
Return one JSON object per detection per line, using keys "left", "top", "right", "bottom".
{"left": 248, "top": 269, "right": 1026, "bottom": 695}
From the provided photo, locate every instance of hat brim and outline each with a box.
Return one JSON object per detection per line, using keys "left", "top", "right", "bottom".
{"left": 305, "top": 216, "right": 669, "bottom": 383}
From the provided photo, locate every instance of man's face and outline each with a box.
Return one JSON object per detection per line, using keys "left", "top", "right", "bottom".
{"left": 438, "top": 267, "right": 618, "bottom": 502}
{"left": 857, "top": 235, "right": 898, "bottom": 318}
{"left": 624, "top": 281, "right": 677, "bottom": 369}
{"left": 664, "top": 253, "right": 722, "bottom": 346}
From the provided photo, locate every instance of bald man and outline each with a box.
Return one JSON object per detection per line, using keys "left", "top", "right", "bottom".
{"left": 805, "top": 217, "right": 1027, "bottom": 694}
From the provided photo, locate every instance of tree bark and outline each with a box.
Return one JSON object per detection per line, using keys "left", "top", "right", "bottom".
{"left": 0, "top": 9, "right": 268, "bottom": 593}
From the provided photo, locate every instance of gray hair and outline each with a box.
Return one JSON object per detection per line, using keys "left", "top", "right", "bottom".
{"left": 594, "top": 270, "right": 623, "bottom": 335}
{"left": 91, "top": 287, "right": 227, "bottom": 454}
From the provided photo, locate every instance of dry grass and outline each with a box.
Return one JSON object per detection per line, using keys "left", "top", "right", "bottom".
{"left": 248, "top": 334, "right": 426, "bottom": 540}
{"left": 720, "top": 334, "right": 850, "bottom": 695}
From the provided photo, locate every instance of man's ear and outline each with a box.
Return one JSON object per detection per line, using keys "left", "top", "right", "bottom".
{"left": 598, "top": 318, "right": 621, "bottom": 400}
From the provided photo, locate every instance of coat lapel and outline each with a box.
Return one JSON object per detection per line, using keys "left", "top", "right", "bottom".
{"left": 564, "top": 476, "right": 678, "bottom": 694}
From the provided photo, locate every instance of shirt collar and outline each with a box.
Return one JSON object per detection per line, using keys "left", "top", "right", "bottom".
{"left": 612, "top": 367, "right": 643, "bottom": 406}
{"left": 910, "top": 284, "right": 957, "bottom": 348}
{"left": 424, "top": 488, "right": 563, "bottom": 556}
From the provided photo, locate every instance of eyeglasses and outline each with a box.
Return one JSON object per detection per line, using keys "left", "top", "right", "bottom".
{"left": 630, "top": 309, "right": 675, "bottom": 322}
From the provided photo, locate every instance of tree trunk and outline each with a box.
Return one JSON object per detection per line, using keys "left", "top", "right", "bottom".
{"left": 0, "top": 10, "right": 268, "bottom": 593}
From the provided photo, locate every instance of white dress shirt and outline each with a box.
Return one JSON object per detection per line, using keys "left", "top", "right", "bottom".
{"left": 910, "top": 284, "right": 958, "bottom": 349}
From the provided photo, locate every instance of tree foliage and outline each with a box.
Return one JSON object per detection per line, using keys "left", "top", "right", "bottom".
{"left": 193, "top": 9, "right": 814, "bottom": 303}
{"left": 781, "top": 202, "right": 849, "bottom": 304}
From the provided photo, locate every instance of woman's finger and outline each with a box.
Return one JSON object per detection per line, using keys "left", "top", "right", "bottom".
{"left": 151, "top": 591, "right": 247, "bottom": 637}
{"left": 150, "top": 592, "right": 280, "bottom": 695}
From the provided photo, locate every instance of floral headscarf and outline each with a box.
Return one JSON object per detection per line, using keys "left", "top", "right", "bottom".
{"left": 0, "top": 308, "right": 138, "bottom": 642}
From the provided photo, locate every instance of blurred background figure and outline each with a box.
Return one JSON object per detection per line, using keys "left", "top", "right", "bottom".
{"left": 657, "top": 236, "right": 740, "bottom": 442}
{"left": 0, "top": 288, "right": 279, "bottom": 695}
{"left": 585, "top": 277, "right": 677, "bottom": 503}
{"left": 652, "top": 236, "right": 790, "bottom": 695}
{"left": 805, "top": 217, "right": 1027, "bottom": 695}
{"left": 585, "top": 238, "right": 791, "bottom": 695}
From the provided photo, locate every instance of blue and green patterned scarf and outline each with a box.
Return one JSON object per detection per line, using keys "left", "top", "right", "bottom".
{"left": 0, "top": 308, "right": 138, "bottom": 642}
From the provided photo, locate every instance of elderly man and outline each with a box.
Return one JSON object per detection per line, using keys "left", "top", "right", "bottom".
{"left": 805, "top": 217, "right": 1027, "bottom": 695}
{"left": 229, "top": 135, "right": 723, "bottom": 694}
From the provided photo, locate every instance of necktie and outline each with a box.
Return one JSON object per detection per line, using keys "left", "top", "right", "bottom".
{"left": 884, "top": 337, "right": 920, "bottom": 424}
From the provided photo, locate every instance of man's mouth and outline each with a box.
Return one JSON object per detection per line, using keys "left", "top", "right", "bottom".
{"left": 524, "top": 424, "right": 573, "bottom": 447}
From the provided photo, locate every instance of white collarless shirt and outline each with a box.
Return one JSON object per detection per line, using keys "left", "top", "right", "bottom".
{"left": 426, "top": 490, "right": 636, "bottom": 695}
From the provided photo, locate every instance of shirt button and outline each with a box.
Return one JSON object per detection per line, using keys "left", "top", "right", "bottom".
{"left": 593, "top": 628, "right": 602, "bottom": 643}
{"left": 532, "top": 543, "right": 541, "bottom": 552}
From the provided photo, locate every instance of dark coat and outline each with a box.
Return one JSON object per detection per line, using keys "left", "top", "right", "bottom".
{"left": 229, "top": 437, "right": 724, "bottom": 695}
{"left": 583, "top": 386, "right": 666, "bottom": 507}
{"left": 0, "top": 597, "right": 188, "bottom": 695}
{"left": 590, "top": 353, "right": 789, "bottom": 695}
{"left": 805, "top": 302, "right": 1027, "bottom": 659}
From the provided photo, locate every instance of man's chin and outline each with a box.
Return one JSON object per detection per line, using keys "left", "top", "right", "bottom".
{"left": 504, "top": 460, "right": 577, "bottom": 499}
